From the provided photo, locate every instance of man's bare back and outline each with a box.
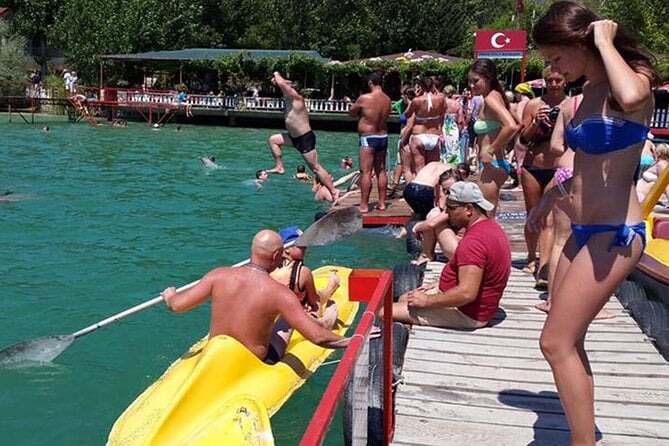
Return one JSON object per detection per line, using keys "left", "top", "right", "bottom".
{"left": 162, "top": 230, "right": 349, "bottom": 361}
{"left": 412, "top": 161, "right": 454, "bottom": 187}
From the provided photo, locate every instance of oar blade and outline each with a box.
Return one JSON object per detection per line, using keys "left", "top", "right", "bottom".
{"left": 0, "top": 335, "right": 75, "bottom": 368}
{"left": 296, "top": 206, "right": 362, "bottom": 247}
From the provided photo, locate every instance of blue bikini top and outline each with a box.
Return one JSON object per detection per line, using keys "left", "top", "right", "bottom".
{"left": 565, "top": 115, "right": 649, "bottom": 155}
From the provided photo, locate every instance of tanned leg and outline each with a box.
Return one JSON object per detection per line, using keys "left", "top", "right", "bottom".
{"left": 267, "top": 133, "right": 287, "bottom": 174}
{"left": 540, "top": 235, "right": 641, "bottom": 445}
{"left": 303, "top": 150, "right": 339, "bottom": 205}
{"left": 358, "top": 146, "right": 374, "bottom": 213}
{"left": 521, "top": 167, "right": 542, "bottom": 274}
{"left": 374, "top": 149, "right": 388, "bottom": 210}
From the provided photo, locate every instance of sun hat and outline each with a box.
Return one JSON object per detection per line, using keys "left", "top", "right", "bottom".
{"left": 447, "top": 181, "right": 494, "bottom": 212}
{"left": 278, "top": 226, "right": 303, "bottom": 244}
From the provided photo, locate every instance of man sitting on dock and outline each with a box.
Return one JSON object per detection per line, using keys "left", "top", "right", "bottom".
{"left": 349, "top": 71, "right": 392, "bottom": 213}
{"left": 387, "top": 182, "right": 511, "bottom": 329}
{"left": 266, "top": 71, "right": 340, "bottom": 205}
{"left": 161, "top": 229, "right": 349, "bottom": 363}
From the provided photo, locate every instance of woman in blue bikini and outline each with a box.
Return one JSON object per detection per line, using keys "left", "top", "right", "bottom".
{"left": 528, "top": 2, "right": 658, "bottom": 444}
{"left": 468, "top": 59, "right": 519, "bottom": 215}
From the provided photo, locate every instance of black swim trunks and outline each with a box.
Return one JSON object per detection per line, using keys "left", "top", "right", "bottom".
{"left": 403, "top": 183, "right": 436, "bottom": 219}
{"left": 264, "top": 343, "right": 282, "bottom": 365}
{"left": 288, "top": 130, "right": 317, "bottom": 154}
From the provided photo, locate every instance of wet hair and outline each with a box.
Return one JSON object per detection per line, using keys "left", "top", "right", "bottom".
{"left": 255, "top": 169, "right": 266, "bottom": 179}
{"left": 469, "top": 59, "right": 509, "bottom": 109}
{"left": 296, "top": 164, "right": 306, "bottom": 173}
{"left": 532, "top": 1, "right": 658, "bottom": 86}
{"left": 455, "top": 162, "right": 471, "bottom": 181}
{"left": 438, "top": 169, "right": 456, "bottom": 184}
{"left": 368, "top": 71, "right": 384, "bottom": 86}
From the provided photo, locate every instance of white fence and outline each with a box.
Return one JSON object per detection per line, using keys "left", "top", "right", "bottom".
{"left": 110, "top": 90, "right": 352, "bottom": 114}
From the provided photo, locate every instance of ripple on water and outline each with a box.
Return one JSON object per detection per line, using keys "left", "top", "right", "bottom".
{"left": 0, "top": 120, "right": 404, "bottom": 445}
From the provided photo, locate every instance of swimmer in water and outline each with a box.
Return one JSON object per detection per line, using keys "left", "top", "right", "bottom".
{"left": 199, "top": 156, "right": 219, "bottom": 168}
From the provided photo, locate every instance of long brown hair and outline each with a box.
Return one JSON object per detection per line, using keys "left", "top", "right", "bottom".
{"left": 469, "top": 59, "right": 509, "bottom": 109}
{"left": 532, "top": 1, "right": 658, "bottom": 86}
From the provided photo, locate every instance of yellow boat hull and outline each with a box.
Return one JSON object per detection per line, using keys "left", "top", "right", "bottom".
{"left": 107, "top": 266, "right": 358, "bottom": 445}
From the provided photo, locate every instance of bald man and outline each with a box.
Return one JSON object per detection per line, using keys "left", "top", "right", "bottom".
{"left": 161, "top": 229, "right": 349, "bottom": 363}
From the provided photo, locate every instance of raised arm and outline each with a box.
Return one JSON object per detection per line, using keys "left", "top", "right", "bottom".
{"left": 590, "top": 20, "right": 652, "bottom": 112}
{"left": 273, "top": 71, "right": 302, "bottom": 101}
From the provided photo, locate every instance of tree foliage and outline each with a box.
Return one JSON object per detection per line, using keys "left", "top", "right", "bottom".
{"left": 0, "top": 20, "right": 27, "bottom": 92}
{"left": 1, "top": 0, "right": 667, "bottom": 84}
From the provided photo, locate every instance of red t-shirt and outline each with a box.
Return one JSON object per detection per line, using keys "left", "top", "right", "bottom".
{"left": 438, "top": 218, "right": 511, "bottom": 322}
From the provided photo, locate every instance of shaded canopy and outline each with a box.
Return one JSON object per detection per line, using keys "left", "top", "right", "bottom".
{"left": 100, "top": 48, "right": 329, "bottom": 63}
{"left": 354, "top": 50, "right": 464, "bottom": 64}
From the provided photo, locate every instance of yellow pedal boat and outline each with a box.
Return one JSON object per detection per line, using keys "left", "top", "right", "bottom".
{"left": 107, "top": 266, "right": 359, "bottom": 445}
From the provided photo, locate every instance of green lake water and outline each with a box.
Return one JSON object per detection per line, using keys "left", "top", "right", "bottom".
{"left": 0, "top": 115, "right": 408, "bottom": 445}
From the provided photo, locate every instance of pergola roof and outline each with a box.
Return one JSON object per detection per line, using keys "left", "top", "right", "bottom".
{"left": 356, "top": 50, "right": 464, "bottom": 64}
{"left": 100, "top": 48, "right": 329, "bottom": 63}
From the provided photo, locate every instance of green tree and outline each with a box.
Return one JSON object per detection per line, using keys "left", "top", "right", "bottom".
{"left": 0, "top": 20, "right": 28, "bottom": 94}
{"left": 1, "top": 0, "right": 62, "bottom": 74}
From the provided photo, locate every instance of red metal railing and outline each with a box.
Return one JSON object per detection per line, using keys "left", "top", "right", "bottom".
{"left": 301, "top": 269, "right": 394, "bottom": 446}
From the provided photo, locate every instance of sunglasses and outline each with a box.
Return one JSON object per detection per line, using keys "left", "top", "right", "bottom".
{"left": 445, "top": 201, "right": 466, "bottom": 211}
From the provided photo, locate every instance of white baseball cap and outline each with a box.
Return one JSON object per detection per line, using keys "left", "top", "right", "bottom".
{"left": 447, "top": 181, "right": 494, "bottom": 211}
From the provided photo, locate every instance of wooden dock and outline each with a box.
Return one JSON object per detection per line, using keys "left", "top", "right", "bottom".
{"left": 391, "top": 189, "right": 669, "bottom": 445}
{"left": 336, "top": 183, "right": 414, "bottom": 227}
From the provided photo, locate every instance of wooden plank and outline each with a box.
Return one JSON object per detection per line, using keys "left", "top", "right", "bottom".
{"left": 392, "top": 401, "right": 669, "bottom": 444}
{"left": 395, "top": 398, "right": 669, "bottom": 439}
{"left": 404, "top": 338, "right": 665, "bottom": 363}
{"left": 395, "top": 387, "right": 669, "bottom": 422}
{"left": 404, "top": 331, "right": 656, "bottom": 352}
{"left": 401, "top": 357, "right": 669, "bottom": 390}
{"left": 392, "top": 416, "right": 666, "bottom": 446}
{"left": 398, "top": 372, "right": 669, "bottom": 406}
{"left": 400, "top": 349, "right": 669, "bottom": 376}
{"left": 407, "top": 325, "right": 649, "bottom": 343}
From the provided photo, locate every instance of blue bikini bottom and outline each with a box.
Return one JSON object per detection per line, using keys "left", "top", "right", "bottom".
{"left": 571, "top": 222, "right": 646, "bottom": 252}
{"left": 481, "top": 159, "right": 511, "bottom": 175}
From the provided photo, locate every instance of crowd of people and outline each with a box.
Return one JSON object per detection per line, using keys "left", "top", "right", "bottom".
{"left": 33, "top": 3, "right": 656, "bottom": 444}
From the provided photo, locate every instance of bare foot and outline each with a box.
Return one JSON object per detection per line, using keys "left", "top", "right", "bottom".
{"left": 359, "top": 205, "right": 369, "bottom": 213}
{"left": 594, "top": 309, "right": 616, "bottom": 320}
{"left": 316, "top": 303, "right": 338, "bottom": 329}
{"left": 267, "top": 167, "right": 285, "bottom": 174}
{"left": 535, "top": 301, "right": 550, "bottom": 313}
{"left": 522, "top": 260, "right": 537, "bottom": 275}
{"left": 411, "top": 253, "right": 433, "bottom": 266}
{"left": 331, "top": 189, "right": 341, "bottom": 207}
{"left": 534, "top": 302, "right": 615, "bottom": 320}
{"left": 375, "top": 203, "right": 387, "bottom": 211}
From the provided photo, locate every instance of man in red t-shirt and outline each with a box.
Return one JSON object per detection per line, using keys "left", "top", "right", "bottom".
{"left": 389, "top": 181, "right": 511, "bottom": 329}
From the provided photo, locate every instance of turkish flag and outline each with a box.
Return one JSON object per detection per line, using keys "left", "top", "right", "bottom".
{"left": 475, "top": 30, "right": 527, "bottom": 53}
{"left": 516, "top": 0, "right": 524, "bottom": 14}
